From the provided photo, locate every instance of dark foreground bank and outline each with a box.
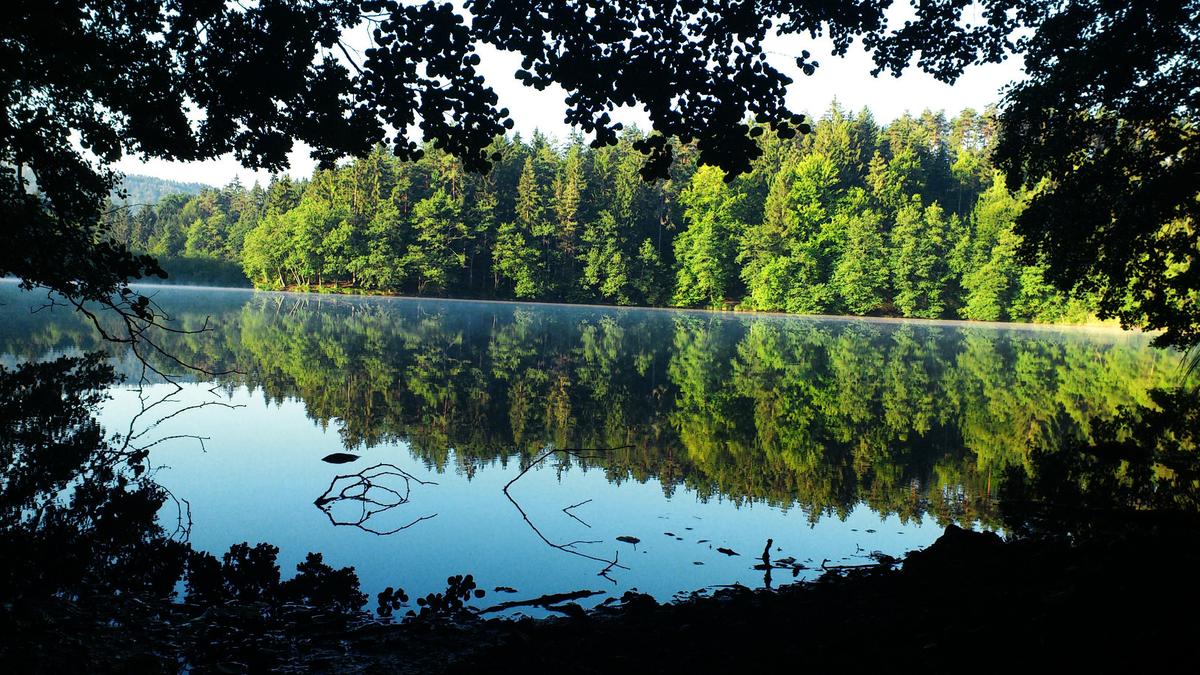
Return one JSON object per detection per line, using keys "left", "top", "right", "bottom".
{"left": 20, "top": 524, "right": 1197, "bottom": 674}
{"left": 323, "top": 523, "right": 1200, "bottom": 674}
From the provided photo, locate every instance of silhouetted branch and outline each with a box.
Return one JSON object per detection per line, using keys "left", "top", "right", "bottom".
{"left": 598, "top": 551, "right": 621, "bottom": 584}
{"left": 337, "top": 41, "right": 364, "bottom": 75}
{"left": 29, "top": 287, "right": 250, "bottom": 468}
{"left": 476, "top": 589, "right": 606, "bottom": 615}
{"left": 314, "top": 463, "right": 437, "bottom": 536}
{"left": 46, "top": 287, "right": 240, "bottom": 381}
{"left": 562, "top": 498, "right": 593, "bottom": 528}
{"left": 104, "top": 356, "right": 245, "bottom": 465}
{"left": 160, "top": 485, "right": 193, "bottom": 541}
{"left": 502, "top": 445, "right": 633, "bottom": 574}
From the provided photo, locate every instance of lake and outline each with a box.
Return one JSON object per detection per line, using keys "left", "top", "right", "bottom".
{"left": 0, "top": 282, "right": 1183, "bottom": 613}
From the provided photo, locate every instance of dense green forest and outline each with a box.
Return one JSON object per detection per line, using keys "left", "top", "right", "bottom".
{"left": 104, "top": 105, "right": 1094, "bottom": 323}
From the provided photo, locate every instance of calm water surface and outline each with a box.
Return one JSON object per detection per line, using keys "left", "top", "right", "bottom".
{"left": 0, "top": 283, "right": 1182, "bottom": 611}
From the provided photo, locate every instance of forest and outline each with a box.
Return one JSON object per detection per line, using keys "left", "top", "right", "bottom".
{"left": 104, "top": 104, "right": 1094, "bottom": 324}
{"left": 6, "top": 1, "right": 1200, "bottom": 670}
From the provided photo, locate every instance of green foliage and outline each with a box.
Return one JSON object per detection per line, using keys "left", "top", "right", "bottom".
{"left": 114, "top": 107, "right": 1098, "bottom": 324}
{"left": 993, "top": 1, "right": 1200, "bottom": 348}
{"left": 184, "top": 214, "right": 227, "bottom": 258}
{"left": 4, "top": 285, "right": 1181, "bottom": 524}
{"left": 581, "top": 210, "right": 633, "bottom": 304}
{"left": 11, "top": 0, "right": 1196, "bottom": 350}
{"left": 740, "top": 153, "right": 842, "bottom": 314}
{"left": 406, "top": 189, "right": 467, "bottom": 294}
{"left": 890, "top": 200, "right": 953, "bottom": 319}
{"left": 494, "top": 220, "right": 543, "bottom": 299}
{"left": 833, "top": 203, "right": 888, "bottom": 314}
{"left": 673, "top": 166, "right": 742, "bottom": 307}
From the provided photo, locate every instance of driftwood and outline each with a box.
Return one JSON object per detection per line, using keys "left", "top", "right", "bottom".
{"left": 477, "top": 589, "right": 606, "bottom": 615}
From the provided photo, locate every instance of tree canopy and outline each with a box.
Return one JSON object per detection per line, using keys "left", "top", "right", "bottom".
{"left": 994, "top": 0, "right": 1200, "bottom": 348}
{"left": 0, "top": 1, "right": 1020, "bottom": 306}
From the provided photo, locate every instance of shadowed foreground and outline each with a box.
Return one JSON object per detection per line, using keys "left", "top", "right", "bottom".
{"left": 329, "top": 524, "right": 1199, "bottom": 674}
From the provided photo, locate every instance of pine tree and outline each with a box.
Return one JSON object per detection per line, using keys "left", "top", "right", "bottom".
{"left": 674, "top": 165, "right": 742, "bottom": 307}
{"left": 553, "top": 143, "right": 584, "bottom": 291}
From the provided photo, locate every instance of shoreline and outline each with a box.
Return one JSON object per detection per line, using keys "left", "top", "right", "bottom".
{"left": 0, "top": 273, "right": 1147, "bottom": 336}
{"left": 112, "top": 279, "right": 1142, "bottom": 337}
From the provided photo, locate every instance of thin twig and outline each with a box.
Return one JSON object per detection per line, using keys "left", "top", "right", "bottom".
{"left": 598, "top": 550, "right": 621, "bottom": 584}
{"left": 503, "top": 446, "right": 633, "bottom": 573}
{"left": 314, "top": 463, "right": 437, "bottom": 536}
{"left": 562, "top": 498, "right": 594, "bottom": 528}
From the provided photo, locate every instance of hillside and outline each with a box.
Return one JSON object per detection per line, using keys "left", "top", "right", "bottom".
{"left": 113, "top": 174, "right": 211, "bottom": 206}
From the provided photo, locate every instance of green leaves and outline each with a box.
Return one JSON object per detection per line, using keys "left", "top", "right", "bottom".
{"left": 674, "top": 166, "right": 742, "bottom": 307}
{"left": 152, "top": 105, "right": 1100, "bottom": 326}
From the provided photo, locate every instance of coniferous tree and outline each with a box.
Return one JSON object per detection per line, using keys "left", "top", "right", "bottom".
{"left": 674, "top": 166, "right": 742, "bottom": 307}
{"left": 128, "top": 107, "right": 1105, "bottom": 325}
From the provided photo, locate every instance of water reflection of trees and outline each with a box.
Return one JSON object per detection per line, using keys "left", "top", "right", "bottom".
{"left": 1, "top": 288, "right": 1184, "bottom": 527}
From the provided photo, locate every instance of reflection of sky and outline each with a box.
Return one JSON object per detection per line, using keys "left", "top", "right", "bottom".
{"left": 5, "top": 282, "right": 1172, "bottom": 611}
{"left": 101, "top": 384, "right": 940, "bottom": 611}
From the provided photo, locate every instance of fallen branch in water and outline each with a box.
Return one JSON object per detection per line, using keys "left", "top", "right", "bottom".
{"left": 598, "top": 551, "right": 621, "bottom": 584}
{"left": 476, "top": 589, "right": 606, "bottom": 615}
{"left": 503, "top": 445, "right": 631, "bottom": 492}
{"left": 314, "top": 463, "right": 437, "bottom": 535}
{"left": 503, "top": 446, "right": 633, "bottom": 574}
{"left": 562, "top": 498, "right": 594, "bottom": 528}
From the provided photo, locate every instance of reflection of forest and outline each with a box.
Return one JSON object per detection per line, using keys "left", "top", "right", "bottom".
{"left": 0, "top": 287, "right": 1182, "bottom": 528}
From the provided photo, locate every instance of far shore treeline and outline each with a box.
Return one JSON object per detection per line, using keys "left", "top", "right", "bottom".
{"left": 103, "top": 104, "right": 1095, "bottom": 324}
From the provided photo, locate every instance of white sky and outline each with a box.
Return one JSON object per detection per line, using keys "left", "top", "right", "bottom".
{"left": 113, "top": 9, "right": 1025, "bottom": 188}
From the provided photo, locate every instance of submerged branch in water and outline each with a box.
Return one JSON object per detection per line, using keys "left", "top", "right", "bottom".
{"left": 476, "top": 589, "right": 606, "bottom": 615}
{"left": 314, "top": 463, "right": 438, "bottom": 536}
{"left": 503, "top": 446, "right": 634, "bottom": 574}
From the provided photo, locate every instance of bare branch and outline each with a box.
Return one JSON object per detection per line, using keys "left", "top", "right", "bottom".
{"left": 562, "top": 498, "right": 593, "bottom": 528}
{"left": 314, "top": 463, "right": 438, "bottom": 536}
{"left": 503, "top": 445, "right": 634, "bottom": 574}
